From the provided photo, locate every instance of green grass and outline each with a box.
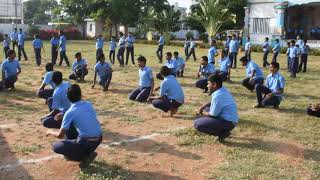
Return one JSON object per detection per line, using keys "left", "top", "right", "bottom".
{"left": 1, "top": 40, "right": 320, "bottom": 178}
{"left": 13, "top": 143, "right": 43, "bottom": 154}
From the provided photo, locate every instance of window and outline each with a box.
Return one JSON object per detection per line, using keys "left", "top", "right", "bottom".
{"left": 89, "top": 24, "right": 93, "bottom": 31}
{"left": 252, "top": 18, "right": 270, "bottom": 34}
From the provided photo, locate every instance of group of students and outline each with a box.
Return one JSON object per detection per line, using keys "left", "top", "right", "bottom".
{"left": 1, "top": 31, "right": 320, "bottom": 165}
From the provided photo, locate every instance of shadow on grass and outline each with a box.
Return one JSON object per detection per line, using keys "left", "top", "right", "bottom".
{"left": 108, "top": 88, "right": 132, "bottom": 95}
{"left": 239, "top": 118, "right": 292, "bottom": 134}
{"left": 224, "top": 137, "right": 320, "bottom": 162}
{"left": 79, "top": 159, "right": 186, "bottom": 180}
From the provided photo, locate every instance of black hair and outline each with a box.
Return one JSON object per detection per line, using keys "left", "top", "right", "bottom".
{"left": 52, "top": 71, "right": 63, "bottom": 85}
{"left": 67, "top": 84, "right": 82, "bottom": 103}
{"left": 201, "top": 56, "right": 208, "bottom": 62}
{"left": 34, "top": 34, "right": 39, "bottom": 39}
{"left": 98, "top": 53, "right": 105, "bottom": 61}
{"left": 119, "top": 32, "right": 124, "bottom": 36}
{"left": 160, "top": 66, "right": 171, "bottom": 77}
{"left": 14, "top": 28, "right": 17, "bottom": 31}
{"left": 208, "top": 73, "right": 223, "bottom": 87}
{"left": 75, "top": 52, "right": 81, "bottom": 58}
{"left": 290, "top": 40, "right": 296, "bottom": 44}
{"left": 265, "top": 37, "right": 269, "bottom": 41}
{"left": 240, "top": 56, "right": 249, "bottom": 62}
{"left": 173, "top": 51, "right": 179, "bottom": 55}
{"left": 166, "top": 52, "right": 172, "bottom": 56}
{"left": 137, "top": 56, "right": 147, "bottom": 63}
{"left": 60, "top": 30, "right": 64, "bottom": 34}
{"left": 7, "top": 49, "right": 15, "bottom": 56}
{"left": 270, "top": 62, "right": 280, "bottom": 69}
{"left": 19, "top": 28, "right": 22, "bottom": 31}
{"left": 45, "top": 63, "right": 54, "bottom": 71}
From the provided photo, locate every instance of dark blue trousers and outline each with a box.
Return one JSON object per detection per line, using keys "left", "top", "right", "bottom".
{"left": 195, "top": 78, "right": 208, "bottom": 92}
{"left": 117, "top": 47, "right": 125, "bottom": 66}
{"left": 126, "top": 47, "right": 135, "bottom": 65}
{"left": 59, "top": 51, "right": 70, "bottom": 66}
{"left": 98, "top": 72, "right": 112, "bottom": 89}
{"left": 255, "top": 84, "right": 281, "bottom": 107}
{"left": 290, "top": 57, "right": 299, "bottom": 77}
{"left": 38, "top": 89, "right": 54, "bottom": 100}
{"left": 129, "top": 87, "right": 151, "bottom": 102}
{"left": 262, "top": 51, "right": 270, "bottom": 67}
{"left": 242, "top": 77, "right": 264, "bottom": 91}
{"left": 4, "top": 75, "right": 17, "bottom": 89}
{"left": 194, "top": 116, "right": 235, "bottom": 137}
{"left": 156, "top": 45, "right": 164, "bottom": 63}
{"left": 229, "top": 52, "right": 237, "bottom": 68}
{"left": 34, "top": 48, "right": 41, "bottom": 66}
{"left": 272, "top": 52, "right": 279, "bottom": 63}
{"left": 51, "top": 46, "right": 58, "bottom": 65}
{"left": 152, "top": 97, "right": 182, "bottom": 112}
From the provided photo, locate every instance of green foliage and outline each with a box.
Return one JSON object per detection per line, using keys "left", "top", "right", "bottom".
{"left": 23, "top": 0, "right": 58, "bottom": 25}
{"left": 172, "top": 128, "right": 217, "bottom": 146}
{"left": 186, "top": 31, "right": 195, "bottom": 39}
{"left": 13, "top": 143, "right": 43, "bottom": 154}
{"left": 27, "top": 25, "right": 40, "bottom": 39}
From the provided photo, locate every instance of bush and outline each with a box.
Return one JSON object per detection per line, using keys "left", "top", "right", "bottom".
{"left": 27, "top": 25, "right": 40, "bottom": 39}
{"left": 186, "top": 31, "right": 194, "bottom": 39}
{"left": 39, "top": 29, "right": 59, "bottom": 40}
{"left": 0, "top": 33, "right": 4, "bottom": 41}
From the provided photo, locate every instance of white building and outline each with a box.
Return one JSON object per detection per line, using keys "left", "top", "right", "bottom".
{"left": 0, "top": 0, "right": 23, "bottom": 24}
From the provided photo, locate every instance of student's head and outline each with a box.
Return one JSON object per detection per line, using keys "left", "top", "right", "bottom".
{"left": 265, "top": 37, "right": 269, "bottom": 41}
{"left": 290, "top": 40, "right": 296, "bottom": 46}
{"left": 52, "top": 71, "right": 63, "bottom": 85}
{"left": 173, "top": 51, "right": 179, "bottom": 59}
{"left": 19, "top": 28, "right": 22, "bottom": 32}
{"left": 75, "top": 52, "right": 82, "bottom": 61}
{"left": 201, "top": 56, "right": 209, "bottom": 66}
{"left": 111, "top": 36, "right": 115, "bottom": 40}
{"left": 4, "top": 34, "right": 8, "bottom": 38}
{"left": 137, "top": 56, "right": 147, "bottom": 68}
{"left": 59, "top": 30, "right": 64, "bottom": 35}
{"left": 128, "top": 32, "right": 132, "bottom": 36}
{"left": 119, "top": 32, "right": 124, "bottom": 37}
{"left": 240, "top": 56, "right": 249, "bottom": 66}
{"left": 232, "top": 35, "right": 236, "bottom": 40}
{"left": 210, "top": 40, "right": 216, "bottom": 47}
{"left": 166, "top": 52, "right": 172, "bottom": 60}
{"left": 304, "top": 39, "right": 308, "bottom": 44}
{"left": 160, "top": 66, "right": 171, "bottom": 77}
{"left": 34, "top": 34, "right": 39, "bottom": 39}
{"left": 45, "top": 63, "right": 54, "bottom": 72}
{"left": 7, "top": 50, "right": 16, "bottom": 60}
{"left": 207, "top": 73, "right": 223, "bottom": 93}
{"left": 98, "top": 53, "right": 105, "bottom": 63}
{"left": 247, "top": 36, "right": 250, "bottom": 41}
{"left": 14, "top": 28, "right": 17, "bottom": 32}
{"left": 67, "top": 84, "right": 82, "bottom": 103}
{"left": 297, "top": 34, "right": 301, "bottom": 40}
{"left": 227, "top": 36, "right": 231, "bottom": 40}
{"left": 287, "top": 41, "right": 291, "bottom": 47}
{"left": 220, "top": 50, "right": 227, "bottom": 58}
{"left": 98, "top": 34, "right": 102, "bottom": 39}
{"left": 160, "top": 32, "right": 163, "bottom": 35}
{"left": 269, "top": 62, "right": 280, "bottom": 74}
{"left": 276, "top": 39, "right": 279, "bottom": 43}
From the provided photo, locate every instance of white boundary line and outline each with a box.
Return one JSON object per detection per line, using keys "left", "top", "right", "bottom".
{"left": 0, "top": 124, "right": 17, "bottom": 129}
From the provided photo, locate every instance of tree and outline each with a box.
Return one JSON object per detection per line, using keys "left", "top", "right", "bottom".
{"left": 23, "top": 0, "right": 58, "bottom": 25}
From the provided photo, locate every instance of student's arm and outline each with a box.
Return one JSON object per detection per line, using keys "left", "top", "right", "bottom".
{"left": 250, "top": 70, "right": 256, "bottom": 80}
{"left": 197, "top": 65, "right": 202, "bottom": 78}
{"left": 37, "top": 83, "right": 46, "bottom": 94}
{"left": 46, "top": 128, "right": 65, "bottom": 139}
{"left": 197, "top": 102, "right": 211, "bottom": 116}
{"left": 1, "top": 70, "right": 5, "bottom": 87}
{"left": 42, "top": 109, "right": 60, "bottom": 119}
{"left": 227, "top": 65, "right": 231, "bottom": 80}
{"left": 149, "top": 78, "right": 154, "bottom": 97}
{"left": 92, "top": 71, "right": 97, "bottom": 88}
{"left": 266, "top": 88, "right": 284, "bottom": 98}
{"left": 16, "top": 66, "right": 21, "bottom": 76}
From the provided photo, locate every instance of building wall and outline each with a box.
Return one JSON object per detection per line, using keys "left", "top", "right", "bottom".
{"left": 0, "top": 0, "right": 23, "bottom": 23}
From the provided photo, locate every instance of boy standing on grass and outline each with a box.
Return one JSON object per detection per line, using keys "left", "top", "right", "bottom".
{"left": 156, "top": 32, "right": 165, "bottom": 63}
{"left": 58, "top": 30, "right": 70, "bottom": 67}
{"left": 10, "top": 28, "right": 18, "bottom": 51}
{"left": 1, "top": 50, "right": 21, "bottom": 90}
{"left": 109, "top": 36, "right": 116, "bottom": 64}
{"left": 117, "top": 32, "right": 126, "bottom": 67}
{"left": 262, "top": 37, "right": 270, "bottom": 67}
{"left": 208, "top": 40, "right": 217, "bottom": 65}
{"left": 148, "top": 66, "right": 184, "bottom": 117}
{"left": 32, "top": 34, "right": 44, "bottom": 66}
{"left": 244, "top": 36, "right": 251, "bottom": 60}
{"left": 229, "top": 35, "right": 238, "bottom": 68}
{"left": 288, "top": 40, "right": 300, "bottom": 78}
{"left": 69, "top": 52, "right": 88, "bottom": 82}
{"left": 272, "top": 39, "right": 281, "bottom": 63}
{"left": 298, "top": 39, "right": 310, "bottom": 73}
{"left": 92, "top": 53, "right": 113, "bottom": 91}
{"left": 129, "top": 56, "right": 154, "bottom": 102}
{"left": 196, "top": 56, "right": 215, "bottom": 93}
{"left": 46, "top": 84, "right": 102, "bottom": 167}
{"left": 240, "top": 56, "right": 264, "bottom": 92}
{"left": 3, "top": 34, "right": 10, "bottom": 59}
{"left": 17, "top": 28, "right": 28, "bottom": 61}
{"left": 186, "top": 37, "right": 196, "bottom": 61}
{"left": 37, "top": 63, "right": 55, "bottom": 101}
{"left": 184, "top": 38, "right": 190, "bottom": 59}
{"left": 286, "top": 41, "right": 291, "bottom": 72}
{"left": 50, "top": 34, "right": 59, "bottom": 65}
{"left": 174, "top": 51, "right": 186, "bottom": 78}
{"left": 96, "top": 34, "right": 104, "bottom": 62}
{"left": 125, "top": 32, "right": 135, "bottom": 66}
{"left": 194, "top": 73, "right": 238, "bottom": 142}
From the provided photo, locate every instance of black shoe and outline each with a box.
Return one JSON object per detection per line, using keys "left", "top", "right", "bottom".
{"left": 218, "top": 131, "right": 231, "bottom": 143}
{"left": 79, "top": 152, "right": 97, "bottom": 168}
{"left": 253, "top": 104, "right": 264, "bottom": 108}
{"left": 203, "top": 90, "right": 208, "bottom": 93}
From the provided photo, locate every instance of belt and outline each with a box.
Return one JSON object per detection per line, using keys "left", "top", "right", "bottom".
{"left": 82, "top": 136, "right": 102, "bottom": 141}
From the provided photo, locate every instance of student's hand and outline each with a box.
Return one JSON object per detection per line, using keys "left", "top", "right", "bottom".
{"left": 147, "top": 97, "right": 155, "bottom": 102}
{"left": 54, "top": 113, "right": 64, "bottom": 122}
{"left": 266, "top": 93, "right": 274, "bottom": 98}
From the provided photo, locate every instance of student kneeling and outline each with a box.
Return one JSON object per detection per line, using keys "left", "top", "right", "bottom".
{"left": 69, "top": 52, "right": 88, "bottom": 82}
{"left": 1, "top": 50, "right": 21, "bottom": 90}
{"left": 92, "top": 54, "right": 113, "bottom": 91}
{"left": 194, "top": 73, "right": 239, "bottom": 142}
{"left": 148, "top": 66, "right": 184, "bottom": 117}
{"left": 46, "top": 84, "right": 103, "bottom": 165}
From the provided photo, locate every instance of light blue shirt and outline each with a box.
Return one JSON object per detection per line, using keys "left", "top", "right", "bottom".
{"left": 200, "top": 63, "right": 215, "bottom": 78}
{"left": 289, "top": 46, "right": 300, "bottom": 58}
{"left": 160, "top": 75, "right": 184, "bottom": 103}
{"left": 219, "top": 57, "right": 231, "bottom": 73}
{"left": 50, "top": 37, "right": 59, "bottom": 46}
{"left": 109, "top": 41, "right": 116, "bottom": 51}
{"left": 72, "top": 59, "right": 87, "bottom": 72}
{"left": 94, "top": 62, "right": 112, "bottom": 79}
{"left": 245, "top": 61, "right": 264, "bottom": 79}
{"left": 43, "top": 71, "right": 55, "bottom": 89}
{"left": 32, "top": 39, "right": 43, "bottom": 49}
{"left": 184, "top": 41, "right": 190, "bottom": 48}
{"left": 300, "top": 43, "right": 309, "bottom": 55}
{"left": 118, "top": 36, "right": 126, "bottom": 48}
{"left": 208, "top": 46, "right": 217, "bottom": 64}
{"left": 224, "top": 39, "right": 230, "bottom": 48}
{"left": 262, "top": 42, "right": 270, "bottom": 52}
{"left": 295, "top": 39, "right": 303, "bottom": 48}
{"left": 3, "top": 38, "right": 10, "bottom": 47}
{"left": 190, "top": 41, "right": 195, "bottom": 48}
{"left": 165, "top": 59, "right": 178, "bottom": 72}
{"left": 96, "top": 38, "right": 104, "bottom": 49}
{"left": 1, "top": 59, "right": 21, "bottom": 78}
{"left": 175, "top": 56, "right": 185, "bottom": 70}
{"left": 139, "top": 66, "right": 153, "bottom": 88}
{"left": 17, "top": 33, "right": 25, "bottom": 46}
{"left": 273, "top": 43, "right": 281, "bottom": 53}
{"left": 159, "top": 36, "right": 165, "bottom": 45}
{"left": 245, "top": 42, "right": 251, "bottom": 51}
{"left": 59, "top": 35, "right": 67, "bottom": 51}
{"left": 61, "top": 101, "right": 103, "bottom": 138}
{"left": 265, "top": 72, "right": 285, "bottom": 97}
{"left": 51, "top": 82, "right": 71, "bottom": 112}
{"left": 125, "top": 36, "right": 135, "bottom": 47}
{"left": 209, "top": 87, "right": 239, "bottom": 123}
{"left": 229, "top": 40, "right": 238, "bottom": 53}
{"left": 10, "top": 32, "right": 18, "bottom": 41}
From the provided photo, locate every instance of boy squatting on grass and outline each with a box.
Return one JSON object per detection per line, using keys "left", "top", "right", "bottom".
{"left": 92, "top": 53, "right": 113, "bottom": 91}
{"left": 0, "top": 50, "right": 21, "bottom": 90}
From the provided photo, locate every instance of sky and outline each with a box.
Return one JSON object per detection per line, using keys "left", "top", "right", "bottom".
{"left": 168, "top": 0, "right": 193, "bottom": 9}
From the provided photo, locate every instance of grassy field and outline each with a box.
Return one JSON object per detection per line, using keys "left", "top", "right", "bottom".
{"left": 0, "top": 40, "right": 320, "bottom": 179}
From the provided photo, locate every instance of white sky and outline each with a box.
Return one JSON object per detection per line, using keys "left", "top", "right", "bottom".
{"left": 168, "top": 0, "right": 193, "bottom": 9}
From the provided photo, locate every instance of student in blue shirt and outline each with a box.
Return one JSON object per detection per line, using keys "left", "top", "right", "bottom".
{"left": 50, "top": 33, "right": 59, "bottom": 65}
{"left": 156, "top": 32, "right": 165, "bottom": 63}
{"left": 10, "top": 28, "right": 18, "bottom": 51}
{"left": 288, "top": 40, "right": 300, "bottom": 78}
{"left": 69, "top": 52, "right": 88, "bottom": 81}
{"left": 37, "top": 63, "right": 55, "bottom": 100}
{"left": 92, "top": 53, "right": 113, "bottom": 91}
{"left": 173, "top": 51, "right": 186, "bottom": 77}
{"left": 1, "top": 50, "right": 21, "bottom": 90}
{"left": 41, "top": 71, "right": 71, "bottom": 129}
{"left": 229, "top": 35, "right": 238, "bottom": 69}
{"left": 244, "top": 36, "right": 251, "bottom": 60}
{"left": 148, "top": 66, "right": 184, "bottom": 117}
{"left": 196, "top": 56, "right": 215, "bottom": 93}
{"left": 129, "top": 56, "right": 154, "bottom": 102}
{"left": 186, "top": 37, "right": 196, "bottom": 61}
{"left": 295, "top": 35, "right": 303, "bottom": 48}
{"left": 272, "top": 39, "right": 281, "bottom": 63}
{"left": 2, "top": 34, "right": 10, "bottom": 59}
{"left": 117, "top": 32, "right": 126, "bottom": 67}
{"left": 156, "top": 52, "right": 177, "bottom": 80}
{"left": 262, "top": 37, "right": 270, "bottom": 67}
{"left": 96, "top": 34, "right": 104, "bottom": 62}
{"left": 109, "top": 36, "right": 116, "bottom": 64}
{"left": 208, "top": 40, "right": 217, "bottom": 64}
{"left": 286, "top": 41, "right": 291, "bottom": 72}
{"left": 298, "top": 39, "right": 310, "bottom": 73}
{"left": 32, "top": 34, "right": 44, "bottom": 66}
{"left": 224, "top": 36, "right": 231, "bottom": 56}
{"left": 125, "top": 32, "right": 135, "bottom": 66}
{"left": 218, "top": 50, "right": 231, "bottom": 82}
{"left": 47, "top": 84, "right": 102, "bottom": 166}
{"left": 240, "top": 56, "right": 264, "bottom": 92}
{"left": 184, "top": 38, "right": 190, "bottom": 58}
{"left": 254, "top": 62, "right": 285, "bottom": 109}
{"left": 58, "top": 30, "right": 70, "bottom": 66}
{"left": 17, "top": 28, "right": 28, "bottom": 61}
{"left": 194, "top": 73, "right": 238, "bottom": 142}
